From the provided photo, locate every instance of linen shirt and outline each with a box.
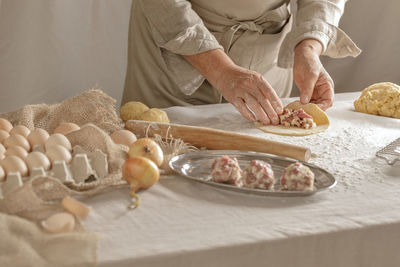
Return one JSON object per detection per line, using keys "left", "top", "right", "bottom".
{"left": 123, "top": 0, "right": 361, "bottom": 108}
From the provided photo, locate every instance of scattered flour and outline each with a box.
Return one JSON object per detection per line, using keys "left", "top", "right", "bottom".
{"left": 165, "top": 101, "right": 400, "bottom": 193}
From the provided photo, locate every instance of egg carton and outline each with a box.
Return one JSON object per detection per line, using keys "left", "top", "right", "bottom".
{"left": 0, "top": 145, "right": 108, "bottom": 198}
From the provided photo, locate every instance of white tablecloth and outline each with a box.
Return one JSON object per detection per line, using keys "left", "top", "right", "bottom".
{"left": 83, "top": 93, "right": 400, "bottom": 267}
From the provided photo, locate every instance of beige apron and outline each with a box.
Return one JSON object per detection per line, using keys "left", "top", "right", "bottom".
{"left": 123, "top": 0, "right": 293, "bottom": 107}
{"left": 191, "top": 1, "right": 293, "bottom": 103}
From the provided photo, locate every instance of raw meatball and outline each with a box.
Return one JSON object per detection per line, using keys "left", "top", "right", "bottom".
{"left": 242, "top": 160, "right": 275, "bottom": 189}
{"left": 280, "top": 162, "right": 314, "bottom": 191}
{"left": 211, "top": 155, "right": 242, "bottom": 186}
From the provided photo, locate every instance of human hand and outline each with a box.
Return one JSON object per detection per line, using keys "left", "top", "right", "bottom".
{"left": 212, "top": 65, "right": 283, "bottom": 125}
{"left": 293, "top": 39, "right": 334, "bottom": 110}
{"left": 184, "top": 49, "right": 282, "bottom": 125}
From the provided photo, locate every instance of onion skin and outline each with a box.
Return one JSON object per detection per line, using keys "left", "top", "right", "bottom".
{"left": 122, "top": 156, "right": 160, "bottom": 208}
{"left": 128, "top": 138, "right": 164, "bottom": 167}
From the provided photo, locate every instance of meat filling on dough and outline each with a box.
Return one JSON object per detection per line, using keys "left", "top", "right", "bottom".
{"left": 243, "top": 160, "right": 275, "bottom": 190}
{"left": 211, "top": 155, "right": 243, "bottom": 187}
{"left": 280, "top": 108, "right": 316, "bottom": 129}
{"left": 280, "top": 162, "right": 314, "bottom": 191}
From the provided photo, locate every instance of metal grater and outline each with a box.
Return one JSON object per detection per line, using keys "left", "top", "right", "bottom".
{"left": 376, "top": 137, "right": 400, "bottom": 165}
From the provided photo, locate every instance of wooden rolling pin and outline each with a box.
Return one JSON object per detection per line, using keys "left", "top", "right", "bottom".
{"left": 125, "top": 120, "right": 311, "bottom": 162}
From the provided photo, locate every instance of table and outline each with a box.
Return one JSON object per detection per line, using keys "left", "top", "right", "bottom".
{"left": 82, "top": 93, "right": 400, "bottom": 267}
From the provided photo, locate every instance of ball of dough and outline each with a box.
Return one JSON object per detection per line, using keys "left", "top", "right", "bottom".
{"left": 136, "top": 108, "right": 169, "bottom": 123}
{"left": 120, "top": 101, "right": 149, "bottom": 121}
{"left": 354, "top": 82, "right": 400, "bottom": 119}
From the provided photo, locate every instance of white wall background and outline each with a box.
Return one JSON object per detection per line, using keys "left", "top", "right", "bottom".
{"left": 0, "top": 0, "right": 399, "bottom": 113}
{"left": 0, "top": 0, "right": 131, "bottom": 113}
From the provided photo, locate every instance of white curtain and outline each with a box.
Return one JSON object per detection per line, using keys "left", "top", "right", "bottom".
{"left": 0, "top": 0, "right": 399, "bottom": 113}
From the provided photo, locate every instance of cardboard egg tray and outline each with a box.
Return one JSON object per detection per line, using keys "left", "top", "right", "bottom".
{"left": 0, "top": 145, "right": 108, "bottom": 198}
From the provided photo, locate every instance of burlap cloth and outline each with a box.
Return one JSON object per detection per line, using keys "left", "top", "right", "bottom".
{"left": 0, "top": 90, "right": 130, "bottom": 266}
{"left": 0, "top": 89, "right": 195, "bottom": 266}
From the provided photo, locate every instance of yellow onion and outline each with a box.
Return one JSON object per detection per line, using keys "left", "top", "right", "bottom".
{"left": 122, "top": 156, "right": 160, "bottom": 209}
{"left": 128, "top": 138, "right": 164, "bottom": 167}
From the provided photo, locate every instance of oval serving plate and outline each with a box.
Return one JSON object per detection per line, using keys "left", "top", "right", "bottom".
{"left": 169, "top": 150, "right": 336, "bottom": 197}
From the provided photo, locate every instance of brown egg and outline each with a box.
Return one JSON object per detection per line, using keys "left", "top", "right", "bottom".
{"left": 1, "top": 155, "right": 28, "bottom": 177}
{"left": 0, "top": 130, "right": 10, "bottom": 144}
{"left": 27, "top": 128, "right": 50, "bottom": 147}
{"left": 0, "top": 143, "right": 5, "bottom": 155}
{"left": 41, "top": 212, "right": 75, "bottom": 233}
{"left": 5, "top": 145, "right": 28, "bottom": 160}
{"left": 25, "top": 152, "right": 51, "bottom": 172}
{"left": 53, "top": 122, "right": 80, "bottom": 135}
{"left": 110, "top": 129, "right": 137, "bottom": 147}
{"left": 45, "top": 134, "right": 72, "bottom": 152}
{"left": 4, "top": 134, "right": 31, "bottom": 151}
{"left": 46, "top": 145, "right": 72, "bottom": 164}
{"left": 0, "top": 118, "right": 13, "bottom": 132}
{"left": 0, "top": 165, "right": 5, "bottom": 181}
{"left": 10, "top": 125, "right": 30, "bottom": 138}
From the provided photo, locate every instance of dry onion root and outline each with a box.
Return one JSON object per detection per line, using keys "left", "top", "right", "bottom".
{"left": 122, "top": 156, "right": 160, "bottom": 209}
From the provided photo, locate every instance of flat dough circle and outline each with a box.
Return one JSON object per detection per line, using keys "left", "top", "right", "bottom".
{"left": 256, "top": 101, "right": 330, "bottom": 136}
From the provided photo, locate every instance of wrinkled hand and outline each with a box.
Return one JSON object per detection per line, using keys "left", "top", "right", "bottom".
{"left": 213, "top": 65, "right": 283, "bottom": 125}
{"left": 294, "top": 39, "right": 334, "bottom": 110}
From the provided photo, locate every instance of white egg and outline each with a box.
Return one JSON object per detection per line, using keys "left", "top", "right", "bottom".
{"left": 25, "top": 152, "right": 51, "bottom": 172}
{"left": 5, "top": 145, "right": 28, "bottom": 159}
{"left": 0, "top": 143, "right": 5, "bottom": 154}
{"left": 41, "top": 212, "right": 75, "bottom": 233}
{"left": 45, "top": 134, "right": 72, "bottom": 152}
{"left": 0, "top": 165, "right": 5, "bottom": 181}
{"left": 27, "top": 128, "right": 50, "bottom": 147}
{"left": 110, "top": 129, "right": 137, "bottom": 147}
{"left": 4, "top": 134, "right": 31, "bottom": 151}
{"left": 10, "top": 125, "right": 31, "bottom": 138}
{"left": 53, "top": 122, "right": 80, "bottom": 135}
{"left": 46, "top": 145, "right": 72, "bottom": 164}
{"left": 1, "top": 155, "right": 28, "bottom": 177}
{"left": 0, "top": 118, "right": 13, "bottom": 132}
{"left": 0, "top": 130, "right": 10, "bottom": 144}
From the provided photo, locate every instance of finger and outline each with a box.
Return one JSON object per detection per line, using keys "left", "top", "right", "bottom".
{"left": 257, "top": 75, "right": 283, "bottom": 114}
{"left": 260, "top": 99, "right": 280, "bottom": 125}
{"left": 245, "top": 84, "right": 280, "bottom": 125}
{"left": 232, "top": 98, "right": 256, "bottom": 122}
{"left": 314, "top": 71, "right": 334, "bottom": 110}
{"left": 296, "top": 68, "right": 319, "bottom": 105}
{"left": 243, "top": 93, "right": 271, "bottom": 125}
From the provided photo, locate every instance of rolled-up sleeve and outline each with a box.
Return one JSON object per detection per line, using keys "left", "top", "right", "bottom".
{"left": 278, "top": 0, "right": 361, "bottom": 68}
{"left": 139, "top": 0, "right": 223, "bottom": 95}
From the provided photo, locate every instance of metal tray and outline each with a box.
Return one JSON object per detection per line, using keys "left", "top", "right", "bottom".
{"left": 169, "top": 150, "right": 336, "bottom": 197}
